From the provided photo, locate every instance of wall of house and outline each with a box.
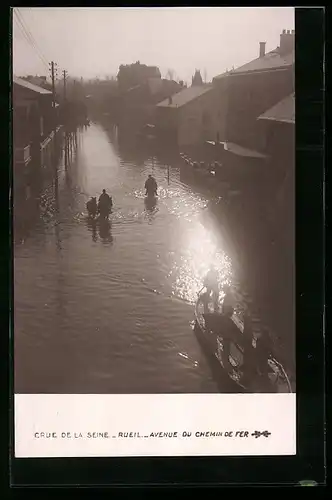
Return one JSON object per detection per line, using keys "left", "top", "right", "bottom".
{"left": 224, "top": 66, "right": 294, "bottom": 151}
{"left": 259, "top": 119, "right": 295, "bottom": 190}
{"left": 213, "top": 76, "right": 231, "bottom": 142}
{"left": 13, "top": 85, "right": 56, "bottom": 143}
{"left": 119, "top": 85, "right": 151, "bottom": 130}
{"left": 177, "top": 88, "right": 218, "bottom": 147}
{"left": 154, "top": 106, "right": 179, "bottom": 142}
{"left": 38, "top": 95, "right": 54, "bottom": 139}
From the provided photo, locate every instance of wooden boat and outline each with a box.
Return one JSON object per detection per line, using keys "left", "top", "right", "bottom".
{"left": 194, "top": 289, "right": 293, "bottom": 393}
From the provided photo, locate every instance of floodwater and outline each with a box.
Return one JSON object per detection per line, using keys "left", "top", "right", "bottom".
{"left": 13, "top": 123, "right": 291, "bottom": 393}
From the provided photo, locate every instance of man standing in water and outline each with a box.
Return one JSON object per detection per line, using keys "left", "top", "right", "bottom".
{"left": 203, "top": 265, "right": 219, "bottom": 312}
{"left": 222, "top": 283, "right": 236, "bottom": 317}
{"left": 145, "top": 175, "right": 158, "bottom": 196}
{"left": 98, "top": 189, "right": 113, "bottom": 218}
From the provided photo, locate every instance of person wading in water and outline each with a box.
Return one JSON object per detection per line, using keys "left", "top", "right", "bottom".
{"left": 98, "top": 189, "right": 113, "bottom": 219}
{"left": 145, "top": 175, "right": 158, "bottom": 197}
{"left": 86, "top": 197, "right": 98, "bottom": 218}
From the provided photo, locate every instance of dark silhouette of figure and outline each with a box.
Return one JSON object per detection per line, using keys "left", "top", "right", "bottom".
{"left": 86, "top": 197, "right": 98, "bottom": 218}
{"left": 145, "top": 175, "right": 158, "bottom": 196}
{"left": 241, "top": 314, "right": 256, "bottom": 380}
{"left": 98, "top": 189, "right": 113, "bottom": 219}
{"left": 203, "top": 265, "right": 219, "bottom": 312}
{"left": 203, "top": 311, "right": 241, "bottom": 373}
{"left": 255, "top": 329, "right": 274, "bottom": 376}
{"left": 222, "top": 283, "right": 236, "bottom": 317}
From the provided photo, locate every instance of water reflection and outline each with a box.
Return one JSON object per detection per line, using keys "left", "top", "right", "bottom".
{"left": 86, "top": 217, "right": 113, "bottom": 244}
{"left": 142, "top": 194, "right": 158, "bottom": 225}
{"left": 99, "top": 219, "right": 113, "bottom": 244}
{"left": 170, "top": 220, "right": 233, "bottom": 304}
{"left": 144, "top": 195, "right": 157, "bottom": 211}
{"left": 86, "top": 218, "right": 98, "bottom": 242}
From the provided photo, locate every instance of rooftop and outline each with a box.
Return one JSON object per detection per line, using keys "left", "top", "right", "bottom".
{"left": 13, "top": 76, "right": 52, "bottom": 95}
{"left": 156, "top": 84, "right": 213, "bottom": 108}
{"left": 258, "top": 93, "right": 295, "bottom": 124}
{"left": 214, "top": 48, "right": 294, "bottom": 79}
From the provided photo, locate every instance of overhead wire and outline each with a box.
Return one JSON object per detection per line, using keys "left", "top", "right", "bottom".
{"left": 13, "top": 7, "right": 68, "bottom": 90}
{"left": 15, "top": 8, "right": 49, "bottom": 67}
{"left": 13, "top": 8, "right": 49, "bottom": 70}
{"left": 22, "top": 8, "right": 66, "bottom": 83}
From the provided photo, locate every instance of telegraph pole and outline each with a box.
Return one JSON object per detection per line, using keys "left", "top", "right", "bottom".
{"left": 49, "top": 61, "right": 57, "bottom": 128}
{"left": 49, "top": 61, "right": 58, "bottom": 200}
{"left": 63, "top": 70, "right": 69, "bottom": 167}
{"left": 49, "top": 61, "right": 58, "bottom": 158}
{"left": 50, "top": 61, "right": 55, "bottom": 105}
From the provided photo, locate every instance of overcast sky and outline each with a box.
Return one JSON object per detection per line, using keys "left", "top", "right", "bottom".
{"left": 12, "top": 7, "right": 294, "bottom": 84}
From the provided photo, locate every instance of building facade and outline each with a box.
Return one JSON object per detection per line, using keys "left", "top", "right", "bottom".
{"left": 213, "top": 29, "right": 295, "bottom": 153}
{"left": 12, "top": 76, "right": 63, "bottom": 208}
{"left": 13, "top": 77, "right": 61, "bottom": 167}
{"left": 257, "top": 93, "right": 295, "bottom": 229}
{"left": 155, "top": 84, "right": 218, "bottom": 148}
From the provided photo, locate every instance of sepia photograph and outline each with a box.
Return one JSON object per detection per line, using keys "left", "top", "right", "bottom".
{"left": 12, "top": 6, "right": 295, "bottom": 402}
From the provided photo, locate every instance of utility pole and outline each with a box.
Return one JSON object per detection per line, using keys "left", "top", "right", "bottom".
{"left": 49, "top": 61, "right": 58, "bottom": 162}
{"left": 49, "top": 61, "right": 57, "bottom": 129}
{"left": 62, "top": 70, "right": 69, "bottom": 167}
{"left": 50, "top": 61, "right": 55, "bottom": 105}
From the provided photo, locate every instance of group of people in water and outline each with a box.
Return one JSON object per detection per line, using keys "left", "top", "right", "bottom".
{"left": 86, "top": 189, "right": 113, "bottom": 220}
{"left": 86, "top": 176, "right": 158, "bottom": 220}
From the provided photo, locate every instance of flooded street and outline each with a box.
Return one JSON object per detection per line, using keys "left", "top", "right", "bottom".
{"left": 14, "top": 123, "right": 281, "bottom": 393}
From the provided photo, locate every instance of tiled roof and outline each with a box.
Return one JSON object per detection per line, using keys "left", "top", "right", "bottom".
{"left": 156, "top": 84, "right": 213, "bottom": 108}
{"left": 13, "top": 76, "right": 52, "bottom": 95}
{"left": 214, "top": 48, "right": 294, "bottom": 78}
{"left": 258, "top": 93, "right": 295, "bottom": 124}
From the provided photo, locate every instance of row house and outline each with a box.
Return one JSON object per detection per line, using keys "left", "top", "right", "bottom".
{"left": 214, "top": 29, "right": 294, "bottom": 150}
{"left": 155, "top": 84, "right": 218, "bottom": 149}
{"left": 12, "top": 76, "right": 62, "bottom": 208}
{"left": 13, "top": 76, "right": 61, "bottom": 170}
{"left": 258, "top": 92, "right": 295, "bottom": 234}
{"left": 210, "top": 29, "right": 295, "bottom": 188}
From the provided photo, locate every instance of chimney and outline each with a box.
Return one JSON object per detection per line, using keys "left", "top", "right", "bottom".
{"left": 259, "top": 41, "right": 266, "bottom": 58}
{"left": 280, "top": 29, "right": 295, "bottom": 55}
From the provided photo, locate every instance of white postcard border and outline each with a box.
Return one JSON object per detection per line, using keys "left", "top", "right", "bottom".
{"left": 14, "top": 393, "right": 296, "bottom": 457}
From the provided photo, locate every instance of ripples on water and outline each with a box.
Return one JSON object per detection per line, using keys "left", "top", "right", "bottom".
{"left": 14, "top": 123, "right": 251, "bottom": 394}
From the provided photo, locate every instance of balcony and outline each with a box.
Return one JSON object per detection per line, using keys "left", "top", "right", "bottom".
{"left": 14, "top": 145, "right": 32, "bottom": 167}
